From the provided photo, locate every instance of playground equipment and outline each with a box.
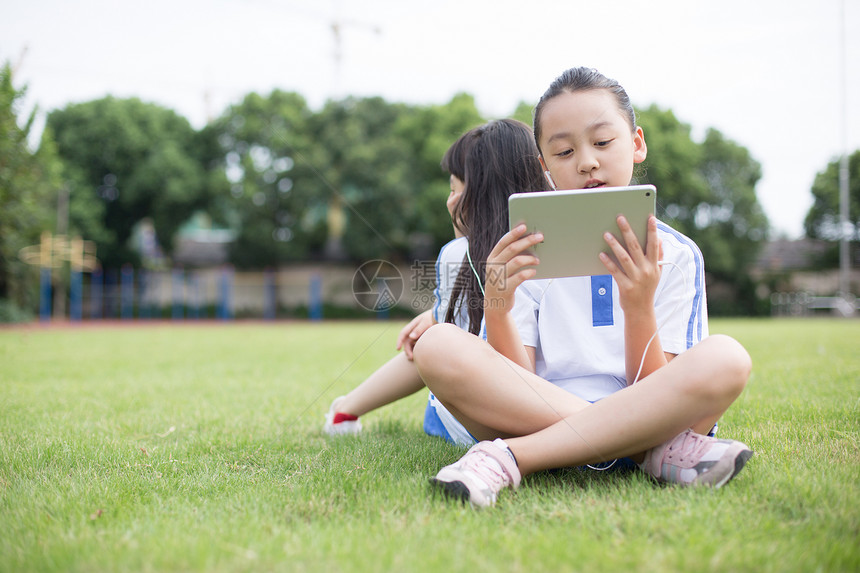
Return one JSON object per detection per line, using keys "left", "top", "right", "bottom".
{"left": 19, "top": 232, "right": 99, "bottom": 321}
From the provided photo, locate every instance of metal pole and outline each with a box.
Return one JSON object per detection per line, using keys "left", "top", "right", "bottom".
{"left": 69, "top": 237, "right": 83, "bottom": 321}
{"left": 39, "top": 232, "right": 51, "bottom": 322}
{"left": 838, "top": 0, "right": 852, "bottom": 310}
{"left": 54, "top": 185, "right": 69, "bottom": 319}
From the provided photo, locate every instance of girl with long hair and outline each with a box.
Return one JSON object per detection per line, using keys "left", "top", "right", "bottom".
{"left": 325, "top": 119, "right": 545, "bottom": 443}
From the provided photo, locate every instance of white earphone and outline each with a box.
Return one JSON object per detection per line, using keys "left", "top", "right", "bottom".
{"left": 543, "top": 170, "right": 557, "bottom": 190}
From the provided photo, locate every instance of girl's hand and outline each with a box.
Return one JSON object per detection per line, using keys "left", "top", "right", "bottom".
{"left": 599, "top": 215, "right": 663, "bottom": 314}
{"left": 396, "top": 309, "right": 434, "bottom": 360}
{"left": 484, "top": 225, "right": 544, "bottom": 314}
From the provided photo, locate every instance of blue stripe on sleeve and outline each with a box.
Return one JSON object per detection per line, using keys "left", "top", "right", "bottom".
{"left": 657, "top": 223, "right": 705, "bottom": 348}
{"left": 433, "top": 242, "right": 448, "bottom": 323}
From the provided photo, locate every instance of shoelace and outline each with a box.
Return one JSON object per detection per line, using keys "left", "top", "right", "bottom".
{"left": 665, "top": 430, "right": 709, "bottom": 464}
{"left": 461, "top": 449, "right": 510, "bottom": 490}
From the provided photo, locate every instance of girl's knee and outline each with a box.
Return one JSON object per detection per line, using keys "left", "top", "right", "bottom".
{"left": 709, "top": 334, "right": 752, "bottom": 387}
{"left": 689, "top": 334, "right": 751, "bottom": 401}
{"left": 412, "top": 323, "right": 465, "bottom": 372}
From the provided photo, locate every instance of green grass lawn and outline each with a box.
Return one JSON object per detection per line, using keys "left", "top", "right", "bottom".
{"left": 1, "top": 318, "right": 858, "bottom": 572}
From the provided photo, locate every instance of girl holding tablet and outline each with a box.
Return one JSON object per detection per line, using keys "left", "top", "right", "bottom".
{"left": 416, "top": 67, "right": 753, "bottom": 507}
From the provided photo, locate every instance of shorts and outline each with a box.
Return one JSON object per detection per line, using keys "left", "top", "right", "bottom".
{"left": 423, "top": 392, "right": 476, "bottom": 447}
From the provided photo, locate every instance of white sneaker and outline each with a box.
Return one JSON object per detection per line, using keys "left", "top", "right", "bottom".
{"left": 430, "top": 440, "right": 522, "bottom": 507}
{"left": 639, "top": 429, "right": 753, "bottom": 487}
{"left": 323, "top": 396, "right": 362, "bottom": 436}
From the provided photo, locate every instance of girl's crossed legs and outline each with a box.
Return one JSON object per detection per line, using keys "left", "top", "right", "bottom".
{"left": 413, "top": 323, "right": 751, "bottom": 477}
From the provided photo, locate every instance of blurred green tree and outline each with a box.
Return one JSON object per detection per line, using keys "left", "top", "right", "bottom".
{"left": 208, "top": 91, "right": 484, "bottom": 266}
{"left": 337, "top": 92, "right": 485, "bottom": 262}
{"left": 510, "top": 100, "right": 535, "bottom": 127}
{"left": 33, "top": 86, "right": 771, "bottom": 314}
{"left": 0, "top": 63, "right": 62, "bottom": 316}
{"left": 391, "top": 93, "right": 484, "bottom": 260}
{"left": 804, "top": 150, "right": 860, "bottom": 267}
{"left": 636, "top": 105, "right": 711, "bottom": 221}
{"left": 636, "top": 106, "right": 768, "bottom": 314}
{"left": 695, "top": 128, "right": 769, "bottom": 269}
{"left": 203, "top": 90, "right": 326, "bottom": 267}
{"left": 309, "top": 96, "right": 414, "bottom": 262}
{"left": 46, "top": 97, "right": 210, "bottom": 268}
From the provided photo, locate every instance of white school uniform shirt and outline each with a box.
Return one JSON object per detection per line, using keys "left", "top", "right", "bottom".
{"left": 431, "top": 236, "right": 486, "bottom": 339}
{"left": 511, "top": 221, "right": 709, "bottom": 402}
{"left": 425, "top": 236, "right": 484, "bottom": 446}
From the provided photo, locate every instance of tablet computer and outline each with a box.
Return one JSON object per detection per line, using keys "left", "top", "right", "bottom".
{"left": 508, "top": 184, "right": 656, "bottom": 279}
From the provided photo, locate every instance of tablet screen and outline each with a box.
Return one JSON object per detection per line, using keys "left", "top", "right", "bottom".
{"left": 508, "top": 184, "right": 656, "bottom": 279}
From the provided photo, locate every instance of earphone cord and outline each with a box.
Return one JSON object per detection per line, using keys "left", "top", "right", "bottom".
{"left": 465, "top": 243, "right": 485, "bottom": 297}
{"left": 469, "top": 243, "right": 687, "bottom": 472}
{"left": 586, "top": 259, "right": 686, "bottom": 472}
{"left": 631, "top": 260, "right": 685, "bottom": 384}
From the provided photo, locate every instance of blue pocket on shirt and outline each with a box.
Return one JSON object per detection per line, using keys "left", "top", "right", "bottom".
{"left": 591, "top": 275, "right": 614, "bottom": 327}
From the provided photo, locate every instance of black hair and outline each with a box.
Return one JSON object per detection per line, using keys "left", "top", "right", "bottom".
{"left": 443, "top": 119, "right": 546, "bottom": 334}
{"left": 440, "top": 129, "right": 472, "bottom": 183}
{"left": 440, "top": 126, "right": 476, "bottom": 235}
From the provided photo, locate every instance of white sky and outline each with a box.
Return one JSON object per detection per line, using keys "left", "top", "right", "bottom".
{"left": 2, "top": 0, "right": 858, "bottom": 238}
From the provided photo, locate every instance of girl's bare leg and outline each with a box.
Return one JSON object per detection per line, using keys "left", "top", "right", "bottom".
{"left": 413, "top": 324, "right": 591, "bottom": 438}
{"left": 506, "top": 334, "right": 750, "bottom": 474}
{"left": 336, "top": 352, "right": 426, "bottom": 417}
{"left": 413, "top": 323, "right": 751, "bottom": 476}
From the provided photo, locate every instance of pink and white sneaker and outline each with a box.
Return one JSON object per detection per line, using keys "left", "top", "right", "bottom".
{"left": 430, "top": 439, "right": 522, "bottom": 507}
{"left": 323, "top": 396, "right": 362, "bottom": 436}
{"left": 640, "top": 429, "right": 753, "bottom": 487}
